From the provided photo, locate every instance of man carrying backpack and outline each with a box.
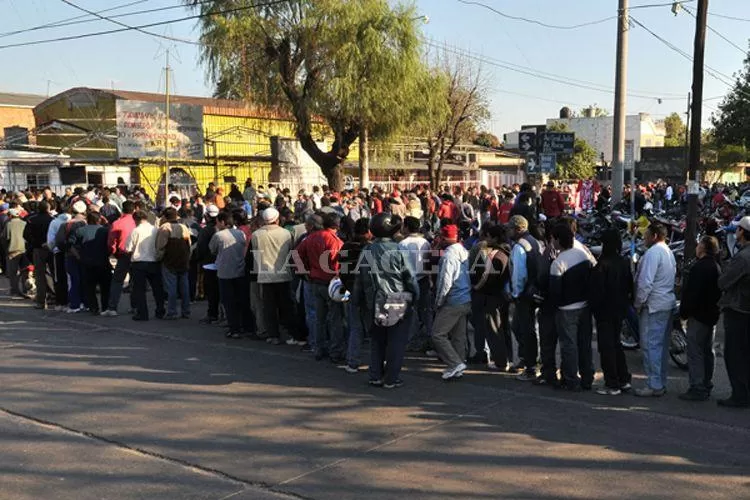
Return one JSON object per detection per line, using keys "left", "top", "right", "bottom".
{"left": 509, "top": 215, "right": 545, "bottom": 381}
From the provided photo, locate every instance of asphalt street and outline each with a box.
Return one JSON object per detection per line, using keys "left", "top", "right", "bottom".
{"left": 0, "top": 284, "right": 748, "bottom": 499}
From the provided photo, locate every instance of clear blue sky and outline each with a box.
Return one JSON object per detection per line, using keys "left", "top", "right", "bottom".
{"left": 0, "top": 0, "right": 748, "bottom": 136}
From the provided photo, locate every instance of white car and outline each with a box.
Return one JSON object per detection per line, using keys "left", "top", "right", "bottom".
{"left": 740, "top": 190, "right": 750, "bottom": 207}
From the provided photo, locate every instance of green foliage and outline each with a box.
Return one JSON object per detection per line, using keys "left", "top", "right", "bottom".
{"left": 473, "top": 131, "right": 500, "bottom": 148}
{"left": 578, "top": 106, "right": 609, "bottom": 117}
{"left": 184, "top": 0, "right": 424, "bottom": 189}
{"left": 664, "top": 112, "right": 686, "bottom": 147}
{"left": 557, "top": 138, "right": 596, "bottom": 180}
{"left": 712, "top": 51, "right": 750, "bottom": 148}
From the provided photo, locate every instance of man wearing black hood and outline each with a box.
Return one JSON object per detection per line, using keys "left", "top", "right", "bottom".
{"left": 352, "top": 214, "right": 418, "bottom": 389}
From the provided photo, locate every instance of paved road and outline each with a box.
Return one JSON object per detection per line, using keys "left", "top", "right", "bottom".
{"left": 0, "top": 287, "right": 748, "bottom": 499}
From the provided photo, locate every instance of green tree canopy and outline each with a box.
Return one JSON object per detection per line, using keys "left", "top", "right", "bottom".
{"left": 473, "top": 131, "right": 500, "bottom": 148}
{"left": 546, "top": 122, "right": 595, "bottom": 179}
{"left": 185, "top": 0, "right": 424, "bottom": 190}
{"left": 663, "top": 112, "right": 686, "bottom": 147}
{"left": 712, "top": 51, "right": 750, "bottom": 148}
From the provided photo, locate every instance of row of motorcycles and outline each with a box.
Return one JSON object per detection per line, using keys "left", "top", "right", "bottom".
{"left": 572, "top": 198, "right": 749, "bottom": 371}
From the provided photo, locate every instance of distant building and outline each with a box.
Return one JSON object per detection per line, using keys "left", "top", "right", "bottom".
{"left": 546, "top": 112, "right": 665, "bottom": 163}
{"left": 0, "top": 91, "right": 46, "bottom": 144}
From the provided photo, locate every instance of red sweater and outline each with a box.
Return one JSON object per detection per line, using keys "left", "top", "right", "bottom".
{"left": 296, "top": 228, "right": 343, "bottom": 283}
{"left": 541, "top": 189, "right": 566, "bottom": 218}
{"left": 108, "top": 214, "right": 136, "bottom": 257}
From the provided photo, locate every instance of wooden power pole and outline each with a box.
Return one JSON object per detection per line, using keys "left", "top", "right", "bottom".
{"left": 684, "top": 0, "right": 708, "bottom": 261}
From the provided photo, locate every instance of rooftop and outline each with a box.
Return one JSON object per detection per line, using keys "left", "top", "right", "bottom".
{"left": 0, "top": 91, "right": 47, "bottom": 108}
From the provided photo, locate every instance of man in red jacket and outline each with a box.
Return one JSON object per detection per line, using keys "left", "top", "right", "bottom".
{"left": 296, "top": 212, "right": 345, "bottom": 363}
{"left": 541, "top": 181, "right": 566, "bottom": 219}
{"left": 103, "top": 200, "right": 136, "bottom": 316}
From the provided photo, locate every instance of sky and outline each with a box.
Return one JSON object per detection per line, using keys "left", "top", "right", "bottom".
{"left": 0, "top": 0, "right": 748, "bottom": 137}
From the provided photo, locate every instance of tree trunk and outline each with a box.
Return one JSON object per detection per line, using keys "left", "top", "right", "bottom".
{"left": 359, "top": 127, "right": 369, "bottom": 190}
{"left": 327, "top": 162, "right": 344, "bottom": 192}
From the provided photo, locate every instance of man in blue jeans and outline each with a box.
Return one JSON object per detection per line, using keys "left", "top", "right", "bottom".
{"left": 633, "top": 223, "right": 676, "bottom": 397}
{"left": 156, "top": 207, "right": 192, "bottom": 320}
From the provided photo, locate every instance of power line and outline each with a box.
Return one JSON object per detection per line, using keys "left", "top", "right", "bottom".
{"left": 455, "top": 0, "right": 616, "bottom": 30}
{"left": 710, "top": 12, "right": 750, "bottom": 23}
{"left": 0, "top": 0, "right": 148, "bottom": 38}
{"left": 682, "top": 5, "right": 748, "bottom": 55}
{"left": 0, "top": 0, "right": 289, "bottom": 50}
{"left": 59, "top": 0, "right": 199, "bottom": 46}
{"left": 425, "top": 39, "right": 685, "bottom": 100}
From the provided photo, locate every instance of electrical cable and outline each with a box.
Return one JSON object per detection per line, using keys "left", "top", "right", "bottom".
{"left": 455, "top": 0, "right": 616, "bottom": 30}
{"left": 59, "top": 0, "right": 199, "bottom": 45}
{"left": 0, "top": 0, "right": 289, "bottom": 50}
{"left": 682, "top": 5, "right": 748, "bottom": 55}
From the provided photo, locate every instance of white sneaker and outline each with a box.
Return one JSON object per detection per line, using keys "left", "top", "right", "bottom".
{"left": 54, "top": 305, "right": 66, "bottom": 312}
{"left": 285, "top": 339, "right": 299, "bottom": 345}
{"left": 442, "top": 362, "right": 467, "bottom": 380}
{"left": 65, "top": 306, "right": 84, "bottom": 314}
{"left": 100, "top": 310, "right": 117, "bottom": 317}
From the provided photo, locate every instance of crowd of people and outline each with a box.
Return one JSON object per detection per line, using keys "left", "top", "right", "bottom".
{"left": 0, "top": 178, "right": 749, "bottom": 407}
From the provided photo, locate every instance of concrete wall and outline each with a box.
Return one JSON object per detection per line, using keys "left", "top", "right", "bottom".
{"left": 0, "top": 106, "right": 36, "bottom": 141}
{"left": 547, "top": 113, "right": 665, "bottom": 163}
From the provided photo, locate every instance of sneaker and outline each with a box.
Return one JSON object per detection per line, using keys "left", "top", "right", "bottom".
{"left": 442, "top": 362, "right": 467, "bottom": 380}
{"left": 425, "top": 349, "right": 438, "bottom": 358}
{"left": 344, "top": 365, "right": 360, "bottom": 374}
{"left": 225, "top": 332, "right": 242, "bottom": 339}
{"left": 516, "top": 371, "right": 537, "bottom": 382}
{"left": 368, "top": 379, "right": 384, "bottom": 387}
{"left": 678, "top": 390, "right": 709, "bottom": 401}
{"left": 161, "top": 314, "right": 179, "bottom": 321}
{"left": 54, "top": 305, "right": 66, "bottom": 312}
{"left": 384, "top": 379, "right": 404, "bottom": 389}
{"left": 620, "top": 383, "right": 632, "bottom": 392}
{"left": 33, "top": 303, "right": 46, "bottom": 310}
{"left": 596, "top": 387, "right": 622, "bottom": 396}
{"left": 285, "top": 339, "right": 299, "bottom": 346}
{"left": 266, "top": 337, "right": 281, "bottom": 346}
{"left": 300, "top": 345, "right": 314, "bottom": 353}
{"left": 486, "top": 361, "right": 500, "bottom": 371}
{"left": 508, "top": 361, "right": 526, "bottom": 373}
{"left": 532, "top": 375, "right": 556, "bottom": 386}
{"left": 634, "top": 387, "right": 667, "bottom": 397}
{"left": 65, "top": 306, "right": 84, "bottom": 314}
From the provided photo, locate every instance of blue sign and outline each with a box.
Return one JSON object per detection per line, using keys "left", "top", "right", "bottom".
{"left": 540, "top": 153, "right": 557, "bottom": 174}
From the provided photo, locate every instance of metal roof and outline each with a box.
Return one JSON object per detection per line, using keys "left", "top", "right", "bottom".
{"left": 0, "top": 91, "right": 47, "bottom": 108}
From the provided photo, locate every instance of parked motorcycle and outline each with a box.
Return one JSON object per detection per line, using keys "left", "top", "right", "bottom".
{"left": 620, "top": 303, "right": 688, "bottom": 371}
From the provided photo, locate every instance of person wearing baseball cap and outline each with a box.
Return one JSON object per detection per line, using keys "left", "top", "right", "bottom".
{"left": 432, "top": 222, "right": 472, "bottom": 381}
{"left": 195, "top": 205, "right": 221, "bottom": 324}
{"left": 717, "top": 216, "right": 750, "bottom": 408}
{"left": 250, "top": 206, "right": 295, "bottom": 344}
{"left": 3, "top": 205, "right": 27, "bottom": 297}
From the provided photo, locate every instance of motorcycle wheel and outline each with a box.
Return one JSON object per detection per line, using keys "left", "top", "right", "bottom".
{"left": 620, "top": 319, "right": 639, "bottom": 350}
{"left": 669, "top": 321, "right": 689, "bottom": 371}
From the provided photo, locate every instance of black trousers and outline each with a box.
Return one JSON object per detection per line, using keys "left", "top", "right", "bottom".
{"left": 369, "top": 314, "right": 409, "bottom": 385}
{"left": 203, "top": 269, "right": 220, "bottom": 319}
{"left": 512, "top": 298, "right": 538, "bottom": 371}
{"left": 219, "top": 276, "right": 251, "bottom": 334}
{"left": 261, "top": 282, "right": 295, "bottom": 340}
{"left": 724, "top": 309, "right": 750, "bottom": 403}
{"left": 538, "top": 305, "right": 559, "bottom": 381}
{"left": 596, "top": 315, "right": 631, "bottom": 389}
{"left": 53, "top": 252, "right": 68, "bottom": 306}
{"left": 481, "top": 295, "right": 512, "bottom": 367}
{"left": 82, "top": 264, "right": 112, "bottom": 314}
{"left": 131, "top": 261, "right": 165, "bottom": 320}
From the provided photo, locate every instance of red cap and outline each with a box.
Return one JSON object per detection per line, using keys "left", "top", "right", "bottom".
{"left": 329, "top": 193, "right": 339, "bottom": 202}
{"left": 441, "top": 224, "right": 458, "bottom": 241}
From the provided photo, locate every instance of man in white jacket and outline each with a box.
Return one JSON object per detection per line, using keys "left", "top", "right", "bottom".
{"left": 634, "top": 222, "right": 676, "bottom": 397}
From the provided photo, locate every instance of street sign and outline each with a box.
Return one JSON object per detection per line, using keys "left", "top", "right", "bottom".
{"left": 540, "top": 153, "right": 556, "bottom": 174}
{"left": 624, "top": 140, "right": 635, "bottom": 171}
{"left": 519, "top": 131, "right": 536, "bottom": 153}
{"left": 525, "top": 153, "right": 539, "bottom": 174}
{"left": 540, "top": 132, "right": 575, "bottom": 154}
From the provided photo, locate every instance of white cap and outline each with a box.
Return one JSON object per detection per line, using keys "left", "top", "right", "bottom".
{"left": 739, "top": 216, "right": 750, "bottom": 232}
{"left": 205, "top": 205, "right": 219, "bottom": 218}
{"left": 262, "top": 207, "right": 280, "bottom": 224}
{"left": 72, "top": 201, "right": 87, "bottom": 214}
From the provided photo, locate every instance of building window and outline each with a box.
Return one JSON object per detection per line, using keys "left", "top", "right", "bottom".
{"left": 26, "top": 174, "right": 50, "bottom": 189}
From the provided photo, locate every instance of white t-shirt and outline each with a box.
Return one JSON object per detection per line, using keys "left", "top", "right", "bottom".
{"left": 399, "top": 235, "right": 431, "bottom": 277}
{"left": 126, "top": 222, "right": 158, "bottom": 262}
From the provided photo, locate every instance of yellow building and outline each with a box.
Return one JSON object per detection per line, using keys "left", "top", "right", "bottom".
{"left": 31, "top": 87, "right": 325, "bottom": 199}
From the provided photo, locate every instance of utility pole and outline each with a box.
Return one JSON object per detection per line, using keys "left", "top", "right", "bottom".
{"left": 611, "top": 0, "right": 629, "bottom": 204}
{"left": 684, "top": 0, "right": 708, "bottom": 261}
{"left": 359, "top": 126, "right": 369, "bottom": 190}
{"left": 684, "top": 92, "right": 691, "bottom": 172}
{"left": 163, "top": 49, "right": 171, "bottom": 206}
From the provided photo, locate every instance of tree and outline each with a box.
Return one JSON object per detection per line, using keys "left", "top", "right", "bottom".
{"left": 712, "top": 51, "right": 750, "bottom": 148}
{"left": 412, "top": 52, "right": 490, "bottom": 189}
{"left": 546, "top": 122, "right": 596, "bottom": 179}
{"left": 663, "top": 112, "right": 687, "bottom": 147}
{"left": 185, "top": 0, "right": 423, "bottom": 190}
{"left": 473, "top": 131, "right": 500, "bottom": 148}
